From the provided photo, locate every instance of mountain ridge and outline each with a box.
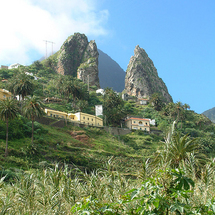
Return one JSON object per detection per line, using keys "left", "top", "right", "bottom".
{"left": 202, "top": 107, "right": 215, "bottom": 123}
{"left": 98, "top": 49, "right": 125, "bottom": 92}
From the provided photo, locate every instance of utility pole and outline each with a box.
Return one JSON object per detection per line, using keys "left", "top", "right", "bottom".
{"left": 49, "top": 41, "right": 55, "bottom": 55}
{"left": 88, "top": 74, "right": 90, "bottom": 91}
{"left": 43, "top": 40, "right": 48, "bottom": 59}
{"left": 43, "top": 40, "right": 55, "bottom": 59}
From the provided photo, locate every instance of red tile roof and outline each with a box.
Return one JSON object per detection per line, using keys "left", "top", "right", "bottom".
{"left": 125, "top": 117, "right": 150, "bottom": 122}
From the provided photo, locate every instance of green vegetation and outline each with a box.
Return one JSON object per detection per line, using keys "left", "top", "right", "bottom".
{"left": 103, "top": 88, "right": 126, "bottom": 126}
{"left": 22, "top": 96, "right": 45, "bottom": 145}
{"left": 0, "top": 61, "right": 215, "bottom": 213}
{"left": 0, "top": 98, "right": 19, "bottom": 156}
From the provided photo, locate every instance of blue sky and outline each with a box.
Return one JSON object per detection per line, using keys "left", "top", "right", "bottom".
{"left": 0, "top": 0, "right": 214, "bottom": 114}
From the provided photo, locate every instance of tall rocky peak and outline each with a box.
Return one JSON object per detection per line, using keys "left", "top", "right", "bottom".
{"left": 57, "top": 33, "right": 100, "bottom": 87}
{"left": 125, "top": 45, "right": 172, "bottom": 103}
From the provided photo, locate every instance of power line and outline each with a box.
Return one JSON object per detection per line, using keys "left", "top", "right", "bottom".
{"left": 43, "top": 40, "right": 55, "bottom": 59}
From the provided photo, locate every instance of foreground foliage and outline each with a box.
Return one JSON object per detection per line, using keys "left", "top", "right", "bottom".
{"left": 0, "top": 159, "right": 215, "bottom": 214}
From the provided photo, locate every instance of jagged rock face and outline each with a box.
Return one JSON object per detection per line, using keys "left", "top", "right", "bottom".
{"left": 77, "top": 40, "right": 100, "bottom": 87}
{"left": 57, "top": 33, "right": 100, "bottom": 87}
{"left": 125, "top": 45, "right": 172, "bottom": 103}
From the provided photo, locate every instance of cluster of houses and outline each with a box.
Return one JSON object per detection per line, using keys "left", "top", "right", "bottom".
{"left": 0, "top": 88, "right": 154, "bottom": 131}
{"left": 44, "top": 108, "right": 154, "bottom": 132}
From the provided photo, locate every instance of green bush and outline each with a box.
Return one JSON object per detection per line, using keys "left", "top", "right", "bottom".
{"left": 0, "top": 116, "right": 48, "bottom": 140}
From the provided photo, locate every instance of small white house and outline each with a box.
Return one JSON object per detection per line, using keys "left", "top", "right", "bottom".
{"left": 9, "top": 63, "right": 22, "bottom": 69}
{"left": 149, "top": 119, "right": 156, "bottom": 126}
{"left": 138, "top": 98, "right": 149, "bottom": 105}
{"left": 96, "top": 89, "right": 105, "bottom": 95}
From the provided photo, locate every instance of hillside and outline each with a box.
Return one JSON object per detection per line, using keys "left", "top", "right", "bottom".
{"left": 203, "top": 107, "right": 215, "bottom": 123}
{"left": 1, "top": 65, "right": 215, "bottom": 214}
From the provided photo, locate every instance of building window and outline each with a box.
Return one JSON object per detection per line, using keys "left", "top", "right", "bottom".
{"left": 88, "top": 118, "right": 89, "bottom": 120}
{"left": 83, "top": 117, "right": 85, "bottom": 119}
{"left": 140, "top": 128, "right": 142, "bottom": 130}
{"left": 145, "top": 128, "right": 147, "bottom": 131}
{"left": 50, "top": 114, "right": 52, "bottom": 117}
{"left": 146, "top": 122, "right": 148, "bottom": 125}
{"left": 133, "top": 121, "right": 136, "bottom": 124}
{"left": 92, "top": 119, "right": 93, "bottom": 121}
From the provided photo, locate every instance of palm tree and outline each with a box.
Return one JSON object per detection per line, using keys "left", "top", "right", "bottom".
{"left": 8, "top": 72, "right": 34, "bottom": 101}
{"left": 149, "top": 93, "right": 164, "bottom": 111}
{"left": 22, "top": 96, "right": 44, "bottom": 145}
{"left": 153, "top": 122, "right": 207, "bottom": 169}
{"left": 0, "top": 98, "right": 19, "bottom": 156}
{"left": 175, "top": 101, "right": 184, "bottom": 123}
{"left": 183, "top": 103, "right": 190, "bottom": 110}
{"left": 169, "top": 133, "right": 202, "bottom": 167}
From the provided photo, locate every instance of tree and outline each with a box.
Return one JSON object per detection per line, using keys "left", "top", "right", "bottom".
{"left": 22, "top": 96, "right": 44, "bottom": 145}
{"left": 163, "top": 102, "right": 190, "bottom": 128}
{"left": 56, "top": 76, "right": 88, "bottom": 104}
{"left": 0, "top": 98, "right": 19, "bottom": 156}
{"left": 149, "top": 93, "right": 164, "bottom": 111}
{"left": 154, "top": 123, "right": 207, "bottom": 169}
{"left": 76, "top": 100, "right": 88, "bottom": 112}
{"left": 103, "top": 88, "right": 126, "bottom": 126}
{"left": 31, "top": 60, "right": 44, "bottom": 71}
{"left": 8, "top": 72, "right": 34, "bottom": 100}
{"left": 183, "top": 103, "right": 190, "bottom": 110}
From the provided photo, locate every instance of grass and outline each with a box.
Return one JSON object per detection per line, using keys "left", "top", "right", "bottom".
{"left": 0, "top": 121, "right": 162, "bottom": 176}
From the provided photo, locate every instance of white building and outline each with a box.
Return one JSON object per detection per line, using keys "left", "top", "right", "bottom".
{"left": 8, "top": 63, "right": 22, "bottom": 69}
{"left": 95, "top": 105, "right": 103, "bottom": 116}
{"left": 96, "top": 89, "right": 105, "bottom": 95}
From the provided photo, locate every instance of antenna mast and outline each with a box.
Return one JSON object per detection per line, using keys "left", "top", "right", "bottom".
{"left": 43, "top": 40, "right": 55, "bottom": 59}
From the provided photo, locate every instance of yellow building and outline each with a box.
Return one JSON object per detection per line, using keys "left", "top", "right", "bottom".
{"left": 0, "top": 89, "right": 12, "bottom": 100}
{"left": 45, "top": 109, "right": 103, "bottom": 127}
{"left": 72, "top": 112, "right": 103, "bottom": 127}
{"left": 125, "top": 117, "right": 150, "bottom": 131}
{"left": 45, "top": 109, "right": 68, "bottom": 119}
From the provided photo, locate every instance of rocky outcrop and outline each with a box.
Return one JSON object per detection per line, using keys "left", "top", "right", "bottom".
{"left": 77, "top": 40, "right": 99, "bottom": 88}
{"left": 125, "top": 45, "right": 172, "bottom": 103}
{"left": 57, "top": 33, "right": 100, "bottom": 87}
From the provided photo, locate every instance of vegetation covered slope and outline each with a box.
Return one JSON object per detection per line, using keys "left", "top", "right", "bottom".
{"left": 0, "top": 62, "right": 215, "bottom": 213}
